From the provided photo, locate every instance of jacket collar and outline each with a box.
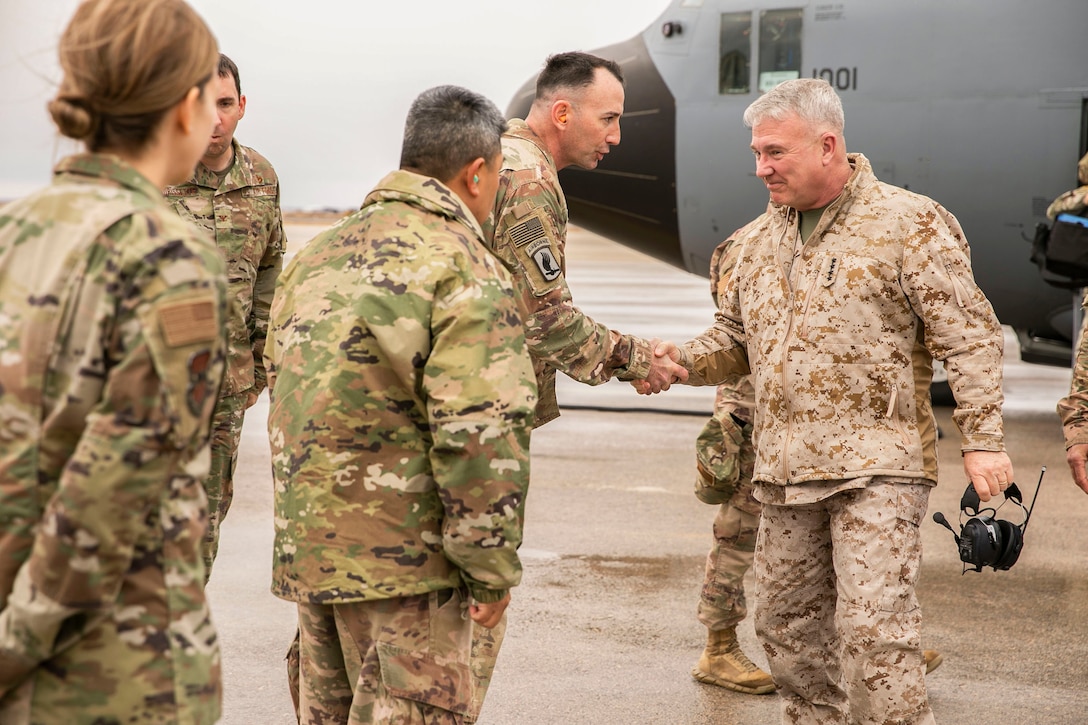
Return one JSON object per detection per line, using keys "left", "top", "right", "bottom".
{"left": 505, "top": 119, "right": 558, "bottom": 172}
{"left": 187, "top": 138, "right": 262, "bottom": 191}
{"left": 54, "top": 153, "right": 163, "bottom": 201}
{"left": 362, "top": 169, "right": 485, "bottom": 242}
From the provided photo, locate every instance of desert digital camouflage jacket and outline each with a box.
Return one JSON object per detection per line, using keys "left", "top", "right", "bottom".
{"left": 0, "top": 154, "right": 228, "bottom": 722}
{"left": 266, "top": 170, "right": 536, "bottom": 605}
{"left": 1057, "top": 291, "right": 1088, "bottom": 447}
{"left": 481, "top": 119, "right": 652, "bottom": 427}
{"left": 165, "top": 138, "right": 285, "bottom": 396}
{"left": 679, "top": 154, "right": 1005, "bottom": 486}
{"left": 1046, "top": 151, "right": 1088, "bottom": 221}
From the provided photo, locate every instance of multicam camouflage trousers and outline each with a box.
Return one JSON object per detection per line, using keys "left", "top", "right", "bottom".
{"left": 696, "top": 420, "right": 757, "bottom": 631}
{"left": 296, "top": 590, "right": 476, "bottom": 725}
{"left": 754, "top": 481, "right": 935, "bottom": 725}
{"left": 697, "top": 476, "right": 762, "bottom": 631}
{"left": 201, "top": 391, "right": 247, "bottom": 578}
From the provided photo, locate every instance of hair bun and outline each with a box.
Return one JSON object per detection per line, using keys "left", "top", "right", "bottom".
{"left": 48, "top": 94, "right": 99, "bottom": 141}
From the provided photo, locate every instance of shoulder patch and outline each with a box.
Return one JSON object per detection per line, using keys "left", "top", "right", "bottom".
{"left": 528, "top": 238, "right": 562, "bottom": 281}
{"left": 509, "top": 215, "right": 546, "bottom": 248}
{"left": 159, "top": 300, "right": 216, "bottom": 347}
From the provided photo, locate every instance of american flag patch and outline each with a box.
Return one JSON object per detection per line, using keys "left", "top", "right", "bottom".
{"left": 509, "top": 216, "right": 546, "bottom": 247}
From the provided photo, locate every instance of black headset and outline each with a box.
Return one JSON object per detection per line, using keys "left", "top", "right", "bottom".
{"left": 932, "top": 467, "right": 1044, "bottom": 573}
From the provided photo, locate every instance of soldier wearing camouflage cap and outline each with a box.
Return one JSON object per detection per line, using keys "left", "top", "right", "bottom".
{"left": 654, "top": 78, "right": 1011, "bottom": 724}
{"left": 165, "top": 53, "right": 286, "bottom": 579}
{"left": 0, "top": 0, "right": 227, "bottom": 722}
{"left": 481, "top": 51, "right": 687, "bottom": 429}
{"left": 266, "top": 85, "right": 536, "bottom": 724}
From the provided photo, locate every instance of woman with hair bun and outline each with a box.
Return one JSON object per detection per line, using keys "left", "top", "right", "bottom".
{"left": 0, "top": 1, "right": 228, "bottom": 722}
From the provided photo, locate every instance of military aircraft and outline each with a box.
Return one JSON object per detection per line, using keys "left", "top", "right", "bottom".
{"left": 506, "top": 0, "right": 1088, "bottom": 373}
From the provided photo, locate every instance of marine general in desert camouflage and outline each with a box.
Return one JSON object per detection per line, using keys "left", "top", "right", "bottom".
{"left": 266, "top": 85, "right": 535, "bottom": 724}
{"left": 165, "top": 53, "right": 286, "bottom": 578}
{"left": 654, "top": 79, "right": 1012, "bottom": 725}
{"left": 0, "top": 1, "right": 227, "bottom": 722}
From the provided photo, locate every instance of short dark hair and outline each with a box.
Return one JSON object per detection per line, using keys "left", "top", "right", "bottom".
{"left": 218, "top": 53, "right": 240, "bottom": 96}
{"left": 400, "top": 85, "right": 507, "bottom": 183}
{"left": 535, "top": 51, "right": 624, "bottom": 100}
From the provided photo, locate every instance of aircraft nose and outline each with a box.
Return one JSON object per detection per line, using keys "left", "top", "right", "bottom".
{"left": 505, "top": 34, "right": 683, "bottom": 270}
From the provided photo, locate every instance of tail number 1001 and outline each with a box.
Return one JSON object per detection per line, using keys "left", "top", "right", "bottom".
{"left": 812, "top": 67, "right": 857, "bottom": 91}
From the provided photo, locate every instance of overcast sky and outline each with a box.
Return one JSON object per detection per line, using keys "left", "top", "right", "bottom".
{"left": 0, "top": 0, "right": 671, "bottom": 209}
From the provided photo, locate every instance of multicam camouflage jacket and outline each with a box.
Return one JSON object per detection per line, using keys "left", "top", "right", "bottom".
{"left": 165, "top": 138, "right": 285, "bottom": 396}
{"left": 678, "top": 153, "right": 1006, "bottom": 486}
{"left": 0, "top": 154, "right": 228, "bottom": 723}
{"left": 266, "top": 170, "right": 536, "bottom": 605}
{"left": 481, "top": 119, "right": 652, "bottom": 427}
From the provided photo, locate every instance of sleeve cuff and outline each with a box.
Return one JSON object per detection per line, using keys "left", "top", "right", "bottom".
{"left": 468, "top": 587, "right": 508, "bottom": 604}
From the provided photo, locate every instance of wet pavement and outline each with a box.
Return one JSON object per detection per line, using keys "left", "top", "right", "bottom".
{"left": 209, "top": 224, "right": 1088, "bottom": 724}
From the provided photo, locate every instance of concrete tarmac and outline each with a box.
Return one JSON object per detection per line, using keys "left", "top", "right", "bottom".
{"left": 209, "top": 223, "right": 1088, "bottom": 724}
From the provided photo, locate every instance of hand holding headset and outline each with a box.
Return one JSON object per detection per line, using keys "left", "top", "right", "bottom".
{"left": 932, "top": 467, "right": 1044, "bottom": 573}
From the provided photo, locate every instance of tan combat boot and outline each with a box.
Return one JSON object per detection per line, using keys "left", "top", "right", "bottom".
{"left": 923, "top": 649, "right": 943, "bottom": 675}
{"left": 691, "top": 627, "right": 776, "bottom": 695}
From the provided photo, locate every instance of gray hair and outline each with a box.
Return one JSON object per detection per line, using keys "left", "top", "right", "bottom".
{"left": 400, "top": 85, "right": 507, "bottom": 183}
{"left": 743, "top": 78, "right": 845, "bottom": 136}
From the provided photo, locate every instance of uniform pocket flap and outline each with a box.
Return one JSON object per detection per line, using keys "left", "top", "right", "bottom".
{"left": 375, "top": 641, "right": 472, "bottom": 715}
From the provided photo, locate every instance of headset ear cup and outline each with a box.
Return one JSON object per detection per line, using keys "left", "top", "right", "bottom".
{"left": 992, "top": 519, "right": 1023, "bottom": 570}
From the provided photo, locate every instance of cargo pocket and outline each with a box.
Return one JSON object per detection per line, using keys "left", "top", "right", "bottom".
{"left": 375, "top": 643, "right": 473, "bottom": 715}
{"left": 374, "top": 588, "right": 473, "bottom": 715}
{"left": 878, "top": 485, "right": 927, "bottom": 613}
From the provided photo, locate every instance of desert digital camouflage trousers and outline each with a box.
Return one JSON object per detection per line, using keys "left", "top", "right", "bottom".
{"left": 754, "top": 482, "right": 934, "bottom": 725}
{"left": 201, "top": 391, "right": 247, "bottom": 578}
{"left": 697, "top": 476, "right": 761, "bottom": 630}
{"left": 296, "top": 591, "right": 477, "bottom": 724}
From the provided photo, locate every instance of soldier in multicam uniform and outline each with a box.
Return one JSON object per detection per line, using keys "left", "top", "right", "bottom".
{"left": 473, "top": 51, "right": 688, "bottom": 712}
{"left": 165, "top": 53, "right": 286, "bottom": 577}
{"left": 265, "top": 85, "right": 536, "bottom": 725}
{"left": 0, "top": 1, "right": 227, "bottom": 722}
{"left": 482, "top": 51, "right": 687, "bottom": 429}
{"left": 655, "top": 79, "right": 1011, "bottom": 724}
{"left": 1046, "top": 151, "right": 1088, "bottom": 221}
{"left": 690, "top": 240, "right": 942, "bottom": 699}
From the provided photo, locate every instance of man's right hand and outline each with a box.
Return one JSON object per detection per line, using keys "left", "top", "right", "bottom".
{"left": 469, "top": 592, "right": 510, "bottom": 629}
{"left": 633, "top": 341, "right": 684, "bottom": 395}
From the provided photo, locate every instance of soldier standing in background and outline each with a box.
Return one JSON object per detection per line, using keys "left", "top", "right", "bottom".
{"left": 165, "top": 53, "right": 286, "bottom": 577}
{"left": 1046, "top": 151, "right": 1088, "bottom": 221}
{"left": 1054, "top": 152, "right": 1088, "bottom": 489}
{"left": 266, "top": 85, "right": 536, "bottom": 724}
{"left": 0, "top": 0, "right": 227, "bottom": 721}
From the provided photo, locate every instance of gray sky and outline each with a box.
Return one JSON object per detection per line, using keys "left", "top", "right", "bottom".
{"left": 0, "top": 0, "right": 671, "bottom": 209}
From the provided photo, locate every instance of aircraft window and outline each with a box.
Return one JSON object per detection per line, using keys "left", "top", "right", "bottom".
{"left": 758, "top": 8, "right": 803, "bottom": 92}
{"left": 719, "top": 12, "right": 752, "bottom": 94}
